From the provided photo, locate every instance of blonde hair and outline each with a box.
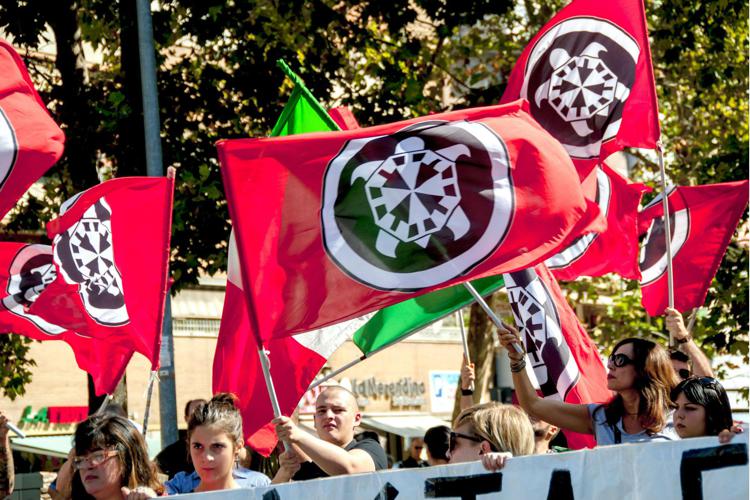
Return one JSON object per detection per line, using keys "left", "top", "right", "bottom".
{"left": 454, "top": 402, "right": 534, "bottom": 457}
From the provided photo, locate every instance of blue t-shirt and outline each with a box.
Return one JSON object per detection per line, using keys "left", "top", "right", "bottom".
{"left": 588, "top": 403, "right": 679, "bottom": 445}
{"left": 164, "top": 467, "right": 270, "bottom": 494}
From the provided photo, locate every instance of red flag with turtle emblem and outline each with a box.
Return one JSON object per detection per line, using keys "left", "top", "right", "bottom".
{"left": 500, "top": 0, "right": 659, "bottom": 179}
{"left": 27, "top": 176, "right": 174, "bottom": 368}
{"left": 0, "top": 242, "right": 133, "bottom": 394}
{"left": 218, "top": 100, "right": 604, "bottom": 343}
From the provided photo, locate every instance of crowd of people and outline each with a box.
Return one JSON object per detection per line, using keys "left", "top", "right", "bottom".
{"left": 0, "top": 309, "right": 743, "bottom": 498}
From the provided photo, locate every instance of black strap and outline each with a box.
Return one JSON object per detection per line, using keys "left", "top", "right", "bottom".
{"left": 612, "top": 423, "right": 622, "bottom": 444}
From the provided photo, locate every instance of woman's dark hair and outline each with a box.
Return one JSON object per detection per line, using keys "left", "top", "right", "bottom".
{"left": 72, "top": 414, "right": 161, "bottom": 498}
{"left": 423, "top": 426, "right": 451, "bottom": 462}
{"left": 671, "top": 377, "right": 734, "bottom": 436}
{"left": 604, "top": 338, "right": 679, "bottom": 434}
{"left": 188, "top": 393, "right": 243, "bottom": 448}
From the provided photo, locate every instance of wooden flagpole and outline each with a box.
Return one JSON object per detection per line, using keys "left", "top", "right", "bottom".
{"left": 656, "top": 142, "right": 676, "bottom": 347}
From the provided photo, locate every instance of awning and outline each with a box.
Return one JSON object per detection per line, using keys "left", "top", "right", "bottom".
{"left": 360, "top": 414, "right": 451, "bottom": 439}
{"left": 10, "top": 433, "right": 164, "bottom": 459}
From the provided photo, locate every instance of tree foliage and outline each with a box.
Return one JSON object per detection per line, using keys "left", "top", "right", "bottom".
{"left": 0, "top": 0, "right": 746, "bottom": 398}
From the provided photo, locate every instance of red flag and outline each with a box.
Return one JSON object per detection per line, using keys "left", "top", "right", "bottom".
{"left": 213, "top": 233, "right": 366, "bottom": 456}
{"left": 28, "top": 176, "right": 174, "bottom": 367}
{"left": 0, "top": 39, "right": 65, "bottom": 220}
{"left": 500, "top": 0, "right": 659, "bottom": 178}
{"left": 0, "top": 242, "right": 133, "bottom": 394}
{"left": 638, "top": 181, "right": 749, "bottom": 316}
{"left": 505, "top": 264, "right": 611, "bottom": 449}
{"left": 328, "top": 106, "right": 361, "bottom": 130}
{"left": 547, "top": 163, "right": 649, "bottom": 280}
{"left": 218, "top": 100, "right": 604, "bottom": 342}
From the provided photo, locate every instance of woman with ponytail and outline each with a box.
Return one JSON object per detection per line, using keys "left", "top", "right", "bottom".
{"left": 162, "top": 393, "right": 270, "bottom": 494}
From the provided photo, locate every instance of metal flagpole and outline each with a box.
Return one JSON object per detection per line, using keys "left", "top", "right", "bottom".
{"left": 136, "top": 0, "right": 178, "bottom": 446}
{"left": 456, "top": 309, "right": 474, "bottom": 392}
{"left": 462, "top": 282, "right": 524, "bottom": 354}
{"left": 257, "top": 346, "right": 292, "bottom": 451}
{"left": 657, "top": 142, "right": 676, "bottom": 347}
{"left": 142, "top": 371, "right": 158, "bottom": 434}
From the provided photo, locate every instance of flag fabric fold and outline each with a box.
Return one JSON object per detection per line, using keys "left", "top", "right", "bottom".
{"left": 0, "top": 242, "right": 133, "bottom": 395}
{"left": 218, "top": 99, "right": 603, "bottom": 343}
{"left": 638, "top": 181, "right": 749, "bottom": 316}
{"left": 28, "top": 176, "right": 174, "bottom": 367}
{"left": 0, "top": 39, "right": 65, "bottom": 220}
{"left": 547, "top": 163, "right": 649, "bottom": 281}
{"left": 504, "top": 263, "right": 611, "bottom": 449}
{"left": 500, "top": 0, "right": 659, "bottom": 178}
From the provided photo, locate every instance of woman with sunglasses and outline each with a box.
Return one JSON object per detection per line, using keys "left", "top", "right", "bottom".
{"left": 70, "top": 414, "right": 162, "bottom": 500}
{"left": 448, "top": 402, "right": 534, "bottom": 471}
{"left": 671, "top": 376, "right": 739, "bottom": 442}
{"left": 499, "top": 324, "right": 679, "bottom": 445}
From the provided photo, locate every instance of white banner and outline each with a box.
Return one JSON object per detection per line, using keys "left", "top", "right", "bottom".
{"left": 176, "top": 435, "right": 748, "bottom": 499}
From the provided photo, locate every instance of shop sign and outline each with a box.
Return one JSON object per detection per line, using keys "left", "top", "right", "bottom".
{"left": 351, "top": 377, "right": 426, "bottom": 408}
{"left": 19, "top": 405, "right": 88, "bottom": 429}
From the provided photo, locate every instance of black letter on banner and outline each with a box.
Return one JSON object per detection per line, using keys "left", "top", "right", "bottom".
{"left": 546, "top": 470, "right": 574, "bottom": 500}
{"left": 424, "top": 473, "right": 502, "bottom": 500}
{"left": 262, "top": 489, "right": 281, "bottom": 500}
{"left": 680, "top": 443, "right": 748, "bottom": 500}
{"left": 374, "top": 482, "right": 400, "bottom": 500}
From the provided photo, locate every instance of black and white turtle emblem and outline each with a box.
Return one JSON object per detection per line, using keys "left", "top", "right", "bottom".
{"left": 505, "top": 269, "right": 579, "bottom": 400}
{"left": 0, "top": 106, "right": 18, "bottom": 190}
{"left": 521, "top": 17, "right": 640, "bottom": 159}
{"left": 322, "top": 120, "right": 513, "bottom": 291}
{"left": 639, "top": 190, "right": 690, "bottom": 285}
{"left": 54, "top": 198, "right": 130, "bottom": 326}
{"left": 2, "top": 244, "right": 65, "bottom": 335}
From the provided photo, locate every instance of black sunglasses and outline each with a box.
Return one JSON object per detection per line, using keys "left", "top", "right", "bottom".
{"left": 608, "top": 353, "right": 636, "bottom": 368}
{"left": 678, "top": 368, "right": 691, "bottom": 380}
{"left": 449, "top": 431, "right": 483, "bottom": 452}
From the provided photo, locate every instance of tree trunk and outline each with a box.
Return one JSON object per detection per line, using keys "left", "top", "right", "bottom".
{"left": 46, "top": 0, "right": 100, "bottom": 193}
{"left": 451, "top": 293, "right": 502, "bottom": 423}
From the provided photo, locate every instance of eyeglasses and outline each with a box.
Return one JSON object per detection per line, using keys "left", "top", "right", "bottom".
{"left": 678, "top": 368, "right": 691, "bottom": 380}
{"left": 449, "top": 431, "right": 483, "bottom": 452}
{"left": 72, "top": 450, "right": 119, "bottom": 470}
{"left": 608, "top": 353, "right": 635, "bottom": 368}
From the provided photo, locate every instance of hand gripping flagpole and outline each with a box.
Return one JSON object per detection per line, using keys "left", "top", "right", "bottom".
{"left": 456, "top": 309, "right": 475, "bottom": 393}
{"left": 462, "top": 282, "right": 524, "bottom": 355}
{"left": 656, "top": 141, "right": 676, "bottom": 347}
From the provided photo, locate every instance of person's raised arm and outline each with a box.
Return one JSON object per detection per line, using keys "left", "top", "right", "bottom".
{"left": 497, "top": 325, "right": 594, "bottom": 435}
{"left": 665, "top": 308, "right": 714, "bottom": 378}
{"left": 459, "top": 354, "right": 476, "bottom": 411}
{"left": 273, "top": 417, "right": 375, "bottom": 477}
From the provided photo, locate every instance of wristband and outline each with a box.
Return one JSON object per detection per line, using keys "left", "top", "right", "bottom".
{"left": 461, "top": 388, "right": 474, "bottom": 396}
{"left": 676, "top": 334, "right": 692, "bottom": 344}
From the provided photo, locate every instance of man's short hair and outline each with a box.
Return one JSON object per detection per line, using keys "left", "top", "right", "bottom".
{"left": 670, "top": 350, "right": 690, "bottom": 363}
{"left": 423, "top": 425, "right": 451, "bottom": 461}
{"left": 318, "top": 385, "right": 359, "bottom": 411}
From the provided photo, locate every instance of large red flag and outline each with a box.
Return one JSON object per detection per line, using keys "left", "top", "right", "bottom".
{"left": 638, "top": 181, "right": 749, "bottom": 316}
{"left": 0, "top": 39, "right": 65, "bottom": 220}
{"left": 213, "top": 233, "right": 367, "bottom": 456}
{"left": 28, "top": 176, "right": 174, "bottom": 367}
{"left": 505, "top": 264, "right": 611, "bottom": 449}
{"left": 218, "top": 100, "right": 604, "bottom": 343}
{"left": 500, "top": 0, "right": 659, "bottom": 178}
{"left": 0, "top": 242, "right": 133, "bottom": 394}
{"left": 547, "top": 163, "right": 649, "bottom": 280}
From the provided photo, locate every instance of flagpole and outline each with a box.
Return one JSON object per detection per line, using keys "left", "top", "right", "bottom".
{"left": 462, "top": 282, "right": 524, "bottom": 354}
{"left": 257, "top": 345, "right": 292, "bottom": 451}
{"left": 657, "top": 142, "right": 675, "bottom": 347}
{"left": 309, "top": 329, "right": 424, "bottom": 389}
{"left": 456, "top": 309, "right": 474, "bottom": 392}
{"left": 142, "top": 370, "right": 158, "bottom": 434}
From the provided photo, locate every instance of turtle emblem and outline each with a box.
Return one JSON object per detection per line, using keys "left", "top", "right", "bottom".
{"left": 2, "top": 244, "right": 65, "bottom": 335}
{"left": 0, "top": 106, "right": 18, "bottom": 190}
{"left": 639, "top": 189, "right": 690, "bottom": 285}
{"left": 322, "top": 120, "right": 513, "bottom": 291}
{"left": 352, "top": 137, "right": 470, "bottom": 258}
{"left": 521, "top": 17, "right": 640, "bottom": 159}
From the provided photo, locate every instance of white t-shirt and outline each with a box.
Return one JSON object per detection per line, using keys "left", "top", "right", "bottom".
{"left": 587, "top": 403, "right": 679, "bottom": 445}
